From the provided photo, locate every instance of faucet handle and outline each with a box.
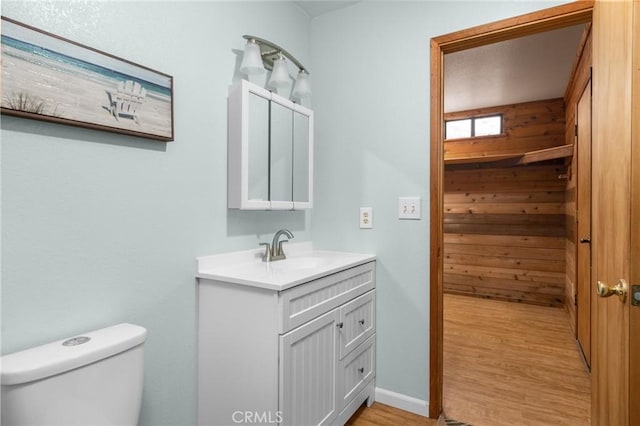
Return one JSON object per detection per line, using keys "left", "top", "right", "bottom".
{"left": 259, "top": 242, "right": 271, "bottom": 262}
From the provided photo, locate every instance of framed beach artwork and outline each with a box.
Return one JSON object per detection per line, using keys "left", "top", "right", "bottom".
{"left": 1, "top": 16, "right": 174, "bottom": 141}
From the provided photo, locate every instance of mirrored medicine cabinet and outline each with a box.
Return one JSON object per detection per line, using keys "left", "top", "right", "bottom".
{"left": 228, "top": 79, "right": 313, "bottom": 210}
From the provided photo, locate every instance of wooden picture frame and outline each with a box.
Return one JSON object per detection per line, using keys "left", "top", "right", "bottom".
{"left": 1, "top": 16, "right": 174, "bottom": 141}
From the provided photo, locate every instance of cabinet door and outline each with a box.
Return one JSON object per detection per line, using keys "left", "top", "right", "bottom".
{"left": 292, "top": 106, "right": 313, "bottom": 209}
{"left": 228, "top": 80, "right": 271, "bottom": 209}
{"left": 247, "top": 91, "right": 270, "bottom": 204}
{"left": 279, "top": 309, "right": 339, "bottom": 426}
{"left": 270, "top": 98, "right": 294, "bottom": 209}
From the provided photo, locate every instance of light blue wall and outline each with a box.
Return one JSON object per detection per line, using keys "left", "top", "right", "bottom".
{"left": 1, "top": 0, "right": 571, "bottom": 423}
{"left": 309, "top": 0, "right": 569, "bottom": 403}
{"left": 1, "top": 2, "right": 311, "bottom": 424}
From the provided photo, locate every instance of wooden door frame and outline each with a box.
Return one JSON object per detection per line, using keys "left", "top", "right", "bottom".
{"left": 428, "top": 1, "right": 594, "bottom": 418}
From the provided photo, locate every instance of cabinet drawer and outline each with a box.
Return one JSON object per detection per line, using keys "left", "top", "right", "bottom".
{"left": 280, "top": 262, "right": 375, "bottom": 333}
{"left": 339, "top": 290, "right": 375, "bottom": 359}
{"left": 340, "top": 335, "right": 375, "bottom": 408}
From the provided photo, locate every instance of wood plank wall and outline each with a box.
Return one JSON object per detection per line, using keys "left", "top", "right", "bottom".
{"left": 564, "top": 26, "right": 592, "bottom": 334}
{"left": 444, "top": 99, "right": 568, "bottom": 306}
{"left": 444, "top": 98, "right": 566, "bottom": 161}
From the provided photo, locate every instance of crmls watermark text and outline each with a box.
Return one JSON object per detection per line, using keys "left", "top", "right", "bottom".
{"left": 232, "top": 411, "right": 283, "bottom": 424}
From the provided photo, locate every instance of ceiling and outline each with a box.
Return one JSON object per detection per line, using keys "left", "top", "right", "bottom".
{"left": 294, "top": 1, "right": 360, "bottom": 18}
{"left": 294, "top": 3, "right": 585, "bottom": 113}
{"left": 444, "top": 24, "right": 586, "bottom": 113}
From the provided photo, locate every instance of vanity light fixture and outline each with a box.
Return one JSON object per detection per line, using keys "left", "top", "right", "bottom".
{"left": 239, "top": 35, "right": 311, "bottom": 99}
{"left": 238, "top": 39, "right": 265, "bottom": 75}
{"left": 292, "top": 69, "right": 312, "bottom": 99}
{"left": 268, "top": 54, "right": 290, "bottom": 88}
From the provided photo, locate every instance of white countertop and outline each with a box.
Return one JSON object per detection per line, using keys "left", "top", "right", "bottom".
{"left": 196, "top": 242, "right": 376, "bottom": 291}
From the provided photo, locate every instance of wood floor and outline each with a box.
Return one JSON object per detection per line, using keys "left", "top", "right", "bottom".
{"left": 346, "top": 402, "right": 439, "bottom": 426}
{"left": 346, "top": 294, "right": 590, "bottom": 425}
{"left": 443, "top": 294, "right": 591, "bottom": 426}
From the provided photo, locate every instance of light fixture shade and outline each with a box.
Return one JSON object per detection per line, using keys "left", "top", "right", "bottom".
{"left": 240, "top": 39, "right": 265, "bottom": 75}
{"left": 292, "top": 70, "right": 312, "bottom": 99}
{"left": 268, "top": 56, "right": 290, "bottom": 88}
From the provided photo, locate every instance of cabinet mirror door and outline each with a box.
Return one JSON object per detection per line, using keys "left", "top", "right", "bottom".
{"left": 293, "top": 108, "right": 312, "bottom": 207}
{"left": 270, "top": 100, "right": 294, "bottom": 206}
{"left": 247, "top": 92, "right": 270, "bottom": 203}
{"left": 228, "top": 80, "right": 313, "bottom": 210}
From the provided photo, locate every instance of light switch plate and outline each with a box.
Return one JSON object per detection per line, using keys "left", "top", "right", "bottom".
{"left": 399, "top": 197, "right": 421, "bottom": 220}
{"left": 360, "top": 207, "right": 373, "bottom": 229}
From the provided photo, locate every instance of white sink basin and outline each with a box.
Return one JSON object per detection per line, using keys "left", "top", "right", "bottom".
{"left": 196, "top": 242, "right": 375, "bottom": 291}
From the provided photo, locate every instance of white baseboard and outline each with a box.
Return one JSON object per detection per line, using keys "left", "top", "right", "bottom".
{"left": 374, "top": 387, "right": 429, "bottom": 417}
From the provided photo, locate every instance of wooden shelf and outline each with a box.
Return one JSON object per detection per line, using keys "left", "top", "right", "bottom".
{"left": 444, "top": 144, "right": 574, "bottom": 166}
{"left": 444, "top": 153, "right": 519, "bottom": 165}
{"left": 514, "top": 144, "right": 574, "bottom": 165}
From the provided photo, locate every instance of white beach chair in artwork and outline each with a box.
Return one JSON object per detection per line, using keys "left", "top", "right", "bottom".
{"left": 109, "top": 80, "right": 147, "bottom": 124}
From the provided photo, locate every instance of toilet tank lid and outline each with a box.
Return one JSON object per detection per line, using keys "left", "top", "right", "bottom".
{"left": 1, "top": 323, "right": 147, "bottom": 385}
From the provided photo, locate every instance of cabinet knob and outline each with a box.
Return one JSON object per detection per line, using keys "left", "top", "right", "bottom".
{"left": 336, "top": 322, "right": 344, "bottom": 329}
{"left": 358, "top": 319, "right": 365, "bottom": 326}
{"left": 358, "top": 367, "right": 364, "bottom": 374}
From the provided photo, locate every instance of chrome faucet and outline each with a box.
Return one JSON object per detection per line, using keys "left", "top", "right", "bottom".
{"left": 259, "top": 229, "right": 294, "bottom": 262}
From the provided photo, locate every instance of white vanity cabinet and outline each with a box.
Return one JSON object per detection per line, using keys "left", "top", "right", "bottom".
{"left": 228, "top": 79, "right": 313, "bottom": 210}
{"left": 197, "top": 260, "right": 376, "bottom": 426}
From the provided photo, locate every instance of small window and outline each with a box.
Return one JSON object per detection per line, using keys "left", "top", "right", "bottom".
{"left": 474, "top": 115, "right": 502, "bottom": 136}
{"left": 445, "top": 119, "right": 472, "bottom": 139}
{"left": 445, "top": 114, "right": 502, "bottom": 139}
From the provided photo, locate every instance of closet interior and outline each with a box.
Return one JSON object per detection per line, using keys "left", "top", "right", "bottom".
{"left": 443, "top": 23, "right": 593, "bottom": 363}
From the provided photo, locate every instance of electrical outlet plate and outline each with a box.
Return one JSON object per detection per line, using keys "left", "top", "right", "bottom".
{"left": 360, "top": 207, "right": 373, "bottom": 229}
{"left": 399, "top": 197, "right": 421, "bottom": 220}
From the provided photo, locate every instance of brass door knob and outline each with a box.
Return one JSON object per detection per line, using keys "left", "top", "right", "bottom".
{"left": 596, "top": 279, "right": 628, "bottom": 302}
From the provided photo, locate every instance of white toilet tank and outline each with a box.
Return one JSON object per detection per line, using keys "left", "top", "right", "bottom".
{"left": 1, "top": 323, "right": 147, "bottom": 426}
